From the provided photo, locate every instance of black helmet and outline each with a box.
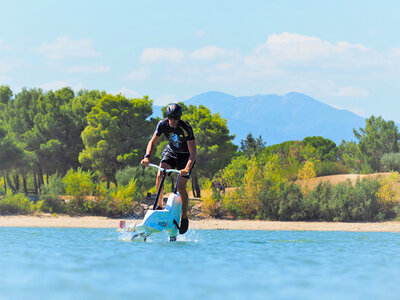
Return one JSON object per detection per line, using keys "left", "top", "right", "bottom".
{"left": 165, "top": 103, "right": 182, "bottom": 119}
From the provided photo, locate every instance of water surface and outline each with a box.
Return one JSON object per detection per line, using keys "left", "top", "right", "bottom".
{"left": 1, "top": 228, "right": 400, "bottom": 299}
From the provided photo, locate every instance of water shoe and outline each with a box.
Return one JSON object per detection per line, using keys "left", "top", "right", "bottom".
{"left": 155, "top": 205, "right": 163, "bottom": 210}
{"left": 179, "top": 218, "right": 189, "bottom": 234}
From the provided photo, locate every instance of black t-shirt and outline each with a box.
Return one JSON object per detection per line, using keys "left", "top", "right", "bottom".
{"left": 154, "top": 118, "right": 195, "bottom": 153}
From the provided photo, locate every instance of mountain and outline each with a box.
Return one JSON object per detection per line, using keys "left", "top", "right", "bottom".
{"left": 154, "top": 91, "right": 366, "bottom": 146}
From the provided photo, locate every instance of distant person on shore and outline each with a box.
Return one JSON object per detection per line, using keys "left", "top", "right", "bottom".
{"left": 140, "top": 103, "right": 196, "bottom": 234}
{"left": 218, "top": 183, "right": 225, "bottom": 195}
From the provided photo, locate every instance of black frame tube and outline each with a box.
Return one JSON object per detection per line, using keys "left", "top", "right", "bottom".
{"left": 153, "top": 169, "right": 167, "bottom": 210}
{"left": 173, "top": 174, "right": 180, "bottom": 194}
{"left": 152, "top": 168, "right": 181, "bottom": 210}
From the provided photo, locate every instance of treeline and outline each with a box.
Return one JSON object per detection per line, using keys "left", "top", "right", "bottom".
{"left": 0, "top": 86, "right": 236, "bottom": 197}
{"left": 1, "top": 84, "right": 400, "bottom": 220}
{"left": 203, "top": 117, "right": 400, "bottom": 221}
{"left": 0, "top": 167, "right": 156, "bottom": 216}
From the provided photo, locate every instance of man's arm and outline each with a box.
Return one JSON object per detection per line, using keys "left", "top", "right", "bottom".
{"left": 181, "top": 139, "right": 196, "bottom": 176}
{"left": 140, "top": 134, "right": 159, "bottom": 167}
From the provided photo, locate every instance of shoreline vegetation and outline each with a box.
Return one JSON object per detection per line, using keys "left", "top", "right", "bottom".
{"left": 2, "top": 214, "right": 400, "bottom": 232}
{"left": 3, "top": 169, "right": 399, "bottom": 232}
{"left": 2, "top": 87, "right": 400, "bottom": 224}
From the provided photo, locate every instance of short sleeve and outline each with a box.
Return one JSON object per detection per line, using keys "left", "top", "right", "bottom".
{"left": 186, "top": 122, "right": 195, "bottom": 141}
{"left": 154, "top": 120, "right": 164, "bottom": 136}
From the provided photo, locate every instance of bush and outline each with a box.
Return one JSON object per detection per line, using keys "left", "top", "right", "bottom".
{"left": 303, "top": 182, "right": 334, "bottom": 220}
{"left": 201, "top": 179, "right": 223, "bottom": 218}
{"left": 376, "top": 172, "right": 400, "bottom": 219}
{"left": 41, "top": 174, "right": 65, "bottom": 195}
{"left": 63, "top": 168, "right": 95, "bottom": 199}
{"left": 219, "top": 155, "right": 249, "bottom": 187}
{"left": 213, "top": 173, "right": 397, "bottom": 221}
{"left": 277, "top": 182, "right": 304, "bottom": 221}
{"left": 0, "top": 190, "right": 35, "bottom": 214}
{"left": 257, "top": 179, "right": 283, "bottom": 220}
{"left": 329, "top": 179, "right": 381, "bottom": 221}
{"left": 297, "top": 160, "right": 317, "bottom": 180}
{"left": 257, "top": 178, "right": 382, "bottom": 221}
{"left": 222, "top": 188, "right": 254, "bottom": 219}
{"left": 90, "top": 184, "right": 109, "bottom": 215}
{"left": 115, "top": 166, "right": 154, "bottom": 195}
{"left": 40, "top": 174, "right": 66, "bottom": 213}
{"left": 256, "top": 180, "right": 304, "bottom": 221}
{"left": 315, "top": 161, "right": 349, "bottom": 176}
{"left": 381, "top": 153, "right": 400, "bottom": 172}
{"left": 107, "top": 179, "right": 141, "bottom": 216}
{"left": 63, "top": 168, "right": 95, "bottom": 214}
{"left": 40, "top": 196, "right": 66, "bottom": 214}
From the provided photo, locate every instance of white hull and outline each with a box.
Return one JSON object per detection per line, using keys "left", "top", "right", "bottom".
{"left": 135, "top": 193, "right": 182, "bottom": 239}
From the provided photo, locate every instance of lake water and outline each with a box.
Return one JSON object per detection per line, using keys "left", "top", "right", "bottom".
{"left": 1, "top": 228, "right": 400, "bottom": 300}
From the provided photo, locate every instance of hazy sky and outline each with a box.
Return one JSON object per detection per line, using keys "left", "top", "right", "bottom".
{"left": 1, "top": 0, "right": 399, "bottom": 121}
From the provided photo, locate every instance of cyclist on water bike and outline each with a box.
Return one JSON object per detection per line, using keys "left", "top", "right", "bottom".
{"left": 141, "top": 103, "right": 196, "bottom": 234}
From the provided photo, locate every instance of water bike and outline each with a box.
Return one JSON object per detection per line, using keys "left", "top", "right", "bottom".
{"left": 118, "top": 163, "right": 184, "bottom": 242}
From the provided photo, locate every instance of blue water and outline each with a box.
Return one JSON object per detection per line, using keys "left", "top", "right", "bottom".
{"left": 1, "top": 228, "right": 400, "bottom": 300}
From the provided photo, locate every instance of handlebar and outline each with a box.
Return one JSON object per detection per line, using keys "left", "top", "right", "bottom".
{"left": 148, "top": 163, "right": 182, "bottom": 175}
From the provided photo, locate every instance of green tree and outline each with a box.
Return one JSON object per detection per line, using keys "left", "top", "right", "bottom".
{"left": 33, "top": 88, "right": 75, "bottom": 175}
{"left": 303, "top": 136, "right": 346, "bottom": 176}
{"left": 2, "top": 87, "right": 104, "bottom": 193}
{"left": 64, "top": 89, "right": 103, "bottom": 170}
{"left": 0, "top": 126, "right": 25, "bottom": 192}
{"left": 219, "top": 155, "right": 249, "bottom": 187}
{"left": 3, "top": 88, "right": 44, "bottom": 191}
{"left": 79, "top": 94, "right": 155, "bottom": 187}
{"left": 10, "top": 87, "right": 85, "bottom": 184}
{"left": 37, "top": 88, "right": 102, "bottom": 174}
{"left": 184, "top": 105, "right": 237, "bottom": 177}
{"left": 240, "top": 133, "right": 266, "bottom": 157}
{"left": 381, "top": 153, "right": 400, "bottom": 172}
{"left": 182, "top": 104, "right": 237, "bottom": 196}
{"left": 338, "top": 140, "right": 371, "bottom": 174}
{"left": 0, "top": 85, "right": 13, "bottom": 105}
{"left": 259, "top": 140, "right": 319, "bottom": 181}
{"left": 161, "top": 102, "right": 237, "bottom": 196}
{"left": 303, "top": 136, "right": 337, "bottom": 161}
{"left": 353, "top": 116, "right": 399, "bottom": 171}
{"left": 6, "top": 88, "right": 43, "bottom": 137}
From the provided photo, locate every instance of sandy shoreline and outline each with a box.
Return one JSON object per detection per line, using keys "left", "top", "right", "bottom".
{"left": 1, "top": 214, "right": 400, "bottom": 232}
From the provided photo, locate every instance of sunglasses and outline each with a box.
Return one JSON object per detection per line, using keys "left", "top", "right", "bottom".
{"left": 168, "top": 116, "right": 180, "bottom": 120}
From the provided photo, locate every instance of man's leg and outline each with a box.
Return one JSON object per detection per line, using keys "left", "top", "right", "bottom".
{"left": 177, "top": 176, "right": 189, "bottom": 218}
{"left": 177, "top": 176, "right": 190, "bottom": 234}
{"left": 155, "top": 161, "right": 171, "bottom": 208}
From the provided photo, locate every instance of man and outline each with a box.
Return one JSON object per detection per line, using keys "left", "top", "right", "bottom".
{"left": 140, "top": 103, "right": 196, "bottom": 234}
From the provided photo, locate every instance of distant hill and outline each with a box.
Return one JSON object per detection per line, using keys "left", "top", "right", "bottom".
{"left": 153, "top": 91, "right": 366, "bottom": 146}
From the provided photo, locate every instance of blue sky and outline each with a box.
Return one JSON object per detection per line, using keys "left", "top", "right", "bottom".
{"left": 1, "top": 0, "right": 400, "bottom": 122}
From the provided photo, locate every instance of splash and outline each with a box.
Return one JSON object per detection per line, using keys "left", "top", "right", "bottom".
{"left": 116, "top": 227, "right": 200, "bottom": 243}
{"left": 176, "top": 229, "right": 200, "bottom": 243}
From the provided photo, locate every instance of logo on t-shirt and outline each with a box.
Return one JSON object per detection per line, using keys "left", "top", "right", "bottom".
{"left": 180, "top": 126, "right": 189, "bottom": 138}
{"left": 169, "top": 133, "right": 181, "bottom": 148}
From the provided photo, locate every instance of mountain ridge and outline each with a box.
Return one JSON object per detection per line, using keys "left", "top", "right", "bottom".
{"left": 153, "top": 91, "right": 366, "bottom": 145}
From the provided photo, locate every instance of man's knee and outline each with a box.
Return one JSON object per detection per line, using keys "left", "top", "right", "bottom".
{"left": 160, "top": 161, "right": 171, "bottom": 169}
{"left": 157, "top": 162, "right": 171, "bottom": 178}
{"left": 178, "top": 176, "right": 188, "bottom": 186}
{"left": 178, "top": 180, "right": 188, "bottom": 193}
{"left": 178, "top": 186, "right": 187, "bottom": 194}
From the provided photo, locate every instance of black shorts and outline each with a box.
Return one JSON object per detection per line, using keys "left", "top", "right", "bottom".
{"left": 161, "top": 149, "right": 195, "bottom": 178}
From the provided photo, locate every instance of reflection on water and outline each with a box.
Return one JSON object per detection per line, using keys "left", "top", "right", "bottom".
{"left": 1, "top": 228, "right": 400, "bottom": 300}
